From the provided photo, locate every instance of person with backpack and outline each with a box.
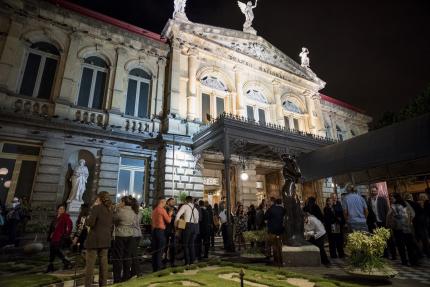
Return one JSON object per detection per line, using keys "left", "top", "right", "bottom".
{"left": 387, "top": 193, "right": 418, "bottom": 266}
{"left": 175, "top": 196, "right": 199, "bottom": 266}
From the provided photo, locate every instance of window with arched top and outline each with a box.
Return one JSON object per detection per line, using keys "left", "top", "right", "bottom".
{"left": 283, "top": 100, "right": 303, "bottom": 114}
{"left": 200, "top": 75, "right": 227, "bottom": 124}
{"left": 336, "top": 125, "right": 343, "bottom": 141}
{"left": 245, "top": 89, "right": 268, "bottom": 125}
{"left": 19, "top": 42, "right": 60, "bottom": 99}
{"left": 77, "top": 56, "right": 108, "bottom": 109}
{"left": 125, "top": 68, "right": 151, "bottom": 118}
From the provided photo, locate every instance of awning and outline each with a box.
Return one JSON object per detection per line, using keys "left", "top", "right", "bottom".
{"left": 297, "top": 113, "right": 430, "bottom": 184}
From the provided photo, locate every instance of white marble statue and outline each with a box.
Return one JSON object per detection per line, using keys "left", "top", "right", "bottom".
{"left": 173, "top": 0, "right": 189, "bottom": 21}
{"left": 299, "top": 47, "right": 310, "bottom": 68}
{"left": 67, "top": 159, "right": 89, "bottom": 202}
{"left": 238, "top": 0, "right": 258, "bottom": 35}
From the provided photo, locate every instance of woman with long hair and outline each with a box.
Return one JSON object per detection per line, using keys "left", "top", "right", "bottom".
{"left": 84, "top": 191, "right": 113, "bottom": 287}
{"left": 234, "top": 204, "right": 247, "bottom": 251}
{"left": 130, "top": 196, "right": 143, "bottom": 277}
{"left": 46, "top": 203, "right": 73, "bottom": 273}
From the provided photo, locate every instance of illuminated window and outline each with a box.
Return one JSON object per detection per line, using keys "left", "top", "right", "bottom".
{"left": 117, "top": 157, "right": 146, "bottom": 201}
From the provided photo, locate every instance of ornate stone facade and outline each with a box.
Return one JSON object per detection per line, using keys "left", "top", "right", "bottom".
{"left": 0, "top": 0, "right": 371, "bottom": 210}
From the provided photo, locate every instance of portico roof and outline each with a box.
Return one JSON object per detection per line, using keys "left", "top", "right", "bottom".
{"left": 192, "top": 113, "right": 335, "bottom": 160}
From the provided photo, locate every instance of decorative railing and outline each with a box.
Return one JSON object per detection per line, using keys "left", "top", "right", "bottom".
{"left": 72, "top": 107, "right": 107, "bottom": 127}
{"left": 194, "top": 112, "right": 337, "bottom": 143}
{"left": 0, "top": 95, "right": 53, "bottom": 118}
{"left": 122, "top": 117, "right": 160, "bottom": 134}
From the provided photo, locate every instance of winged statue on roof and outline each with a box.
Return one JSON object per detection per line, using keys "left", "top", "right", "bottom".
{"left": 173, "top": 0, "right": 189, "bottom": 22}
{"left": 237, "top": 0, "right": 258, "bottom": 35}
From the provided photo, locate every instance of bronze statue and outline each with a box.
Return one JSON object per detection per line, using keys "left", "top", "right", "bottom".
{"left": 281, "top": 154, "right": 307, "bottom": 246}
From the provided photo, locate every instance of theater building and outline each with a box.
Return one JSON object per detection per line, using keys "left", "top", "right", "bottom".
{"left": 0, "top": 0, "right": 371, "bottom": 213}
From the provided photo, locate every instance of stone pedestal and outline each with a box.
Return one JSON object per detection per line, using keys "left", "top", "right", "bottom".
{"left": 282, "top": 244, "right": 321, "bottom": 267}
{"left": 67, "top": 200, "right": 83, "bottom": 224}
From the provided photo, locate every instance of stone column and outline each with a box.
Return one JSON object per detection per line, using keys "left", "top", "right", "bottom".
{"left": 234, "top": 67, "right": 244, "bottom": 116}
{"left": 187, "top": 48, "right": 198, "bottom": 121}
{"left": 305, "top": 91, "right": 318, "bottom": 134}
{"left": 312, "top": 93, "right": 325, "bottom": 137}
{"left": 57, "top": 32, "right": 82, "bottom": 105}
{"left": 239, "top": 164, "right": 258, "bottom": 207}
{"left": 110, "top": 47, "right": 127, "bottom": 113}
{"left": 169, "top": 39, "right": 181, "bottom": 116}
{"left": 0, "top": 21, "right": 24, "bottom": 90}
{"left": 273, "top": 80, "right": 284, "bottom": 125}
{"left": 154, "top": 57, "right": 166, "bottom": 117}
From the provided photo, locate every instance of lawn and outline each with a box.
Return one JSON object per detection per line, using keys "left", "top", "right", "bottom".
{"left": 114, "top": 260, "right": 362, "bottom": 287}
{"left": 0, "top": 274, "right": 61, "bottom": 287}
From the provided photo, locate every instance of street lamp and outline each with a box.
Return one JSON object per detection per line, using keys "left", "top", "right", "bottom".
{"left": 240, "top": 170, "right": 249, "bottom": 181}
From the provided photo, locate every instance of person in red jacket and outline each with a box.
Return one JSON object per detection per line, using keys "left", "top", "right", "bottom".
{"left": 46, "top": 203, "right": 73, "bottom": 272}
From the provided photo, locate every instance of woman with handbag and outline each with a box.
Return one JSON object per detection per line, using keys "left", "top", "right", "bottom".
{"left": 46, "top": 203, "right": 72, "bottom": 272}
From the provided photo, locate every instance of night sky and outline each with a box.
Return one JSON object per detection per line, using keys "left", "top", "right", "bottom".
{"left": 70, "top": 0, "right": 430, "bottom": 121}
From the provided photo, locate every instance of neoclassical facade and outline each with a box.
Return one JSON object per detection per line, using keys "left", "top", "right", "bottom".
{"left": 0, "top": 0, "right": 371, "bottom": 212}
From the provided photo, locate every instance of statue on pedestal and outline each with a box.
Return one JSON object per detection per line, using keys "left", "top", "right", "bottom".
{"left": 237, "top": 0, "right": 258, "bottom": 35}
{"left": 281, "top": 154, "right": 307, "bottom": 246}
{"left": 173, "top": 0, "right": 189, "bottom": 22}
{"left": 299, "top": 47, "right": 310, "bottom": 68}
{"left": 67, "top": 159, "right": 89, "bottom": 203}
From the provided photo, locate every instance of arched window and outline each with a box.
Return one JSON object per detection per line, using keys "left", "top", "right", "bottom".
{"left": 125, "top": 68, "right": 151, "bottom": 118}
{"left": 19, "top": 42, "right": 60, "bottom": 99}
{"left": 282, "top": 100, "right": 303, "bottom": 114}
{"left": 77, "top": 56, "right": 108, "bottom": 109}
{"left": 336, "top": 125, "right": 343, "bottom": 141}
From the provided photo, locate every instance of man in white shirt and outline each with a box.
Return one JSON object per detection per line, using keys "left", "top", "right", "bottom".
{"left": 175, "top": 196, "right": 199, "bottom": 265}
{"left": 304, "top": 212, "right": 330, "bottom": 265}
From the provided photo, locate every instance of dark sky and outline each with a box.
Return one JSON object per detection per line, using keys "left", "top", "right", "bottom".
{"left": 70, "top": 0, "right": 430, "bottom": 120}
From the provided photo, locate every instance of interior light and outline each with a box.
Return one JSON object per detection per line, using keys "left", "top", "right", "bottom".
{"left": 0, "top": 168, "right": 8, "bottom": 175}
{"left": 240, "top": 171, "right": 249, "bottom": 181}
{"left": 4, "top": 180, "right": 11, "bottom": 188}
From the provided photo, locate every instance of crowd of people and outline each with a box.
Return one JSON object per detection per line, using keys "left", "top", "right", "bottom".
{"left": 1, "top": 184, "right": 430, "bottom": 286}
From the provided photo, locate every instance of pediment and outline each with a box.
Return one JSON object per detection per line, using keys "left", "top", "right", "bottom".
{"left": 164, "top": 20, "right": 323, "bottom": 85}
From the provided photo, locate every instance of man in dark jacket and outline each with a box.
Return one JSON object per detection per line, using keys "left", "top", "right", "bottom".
{"left": 265, "top": 198, "right": 285, "bottom": 235}
{"left": 85, "top": 191, "right": 113, "bottom": 287}
{"left": 264, "top": 198, "right": 285, "bottom": 265}
{"left": 197, "top": 200, "right": 210, "bottom": 259}
{"left": 366, "top": 185, "right": 389, "bottom": 232}
{"left": 164, "top": 198, "right": 177, "bottom": 267}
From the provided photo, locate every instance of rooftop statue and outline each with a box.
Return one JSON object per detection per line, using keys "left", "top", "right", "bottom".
{"left": 299, "top": 47, "right": 310, "bottom": 68}
{"left": 173, "top": 0, "right": 189, "bottom": 22}
{"left": 238, "top": 0, "right": 258, "bottom": 35}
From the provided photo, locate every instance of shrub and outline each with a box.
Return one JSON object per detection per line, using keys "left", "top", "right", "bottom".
{"left": 346, "top": 227, "right": 391, "bottom": 272}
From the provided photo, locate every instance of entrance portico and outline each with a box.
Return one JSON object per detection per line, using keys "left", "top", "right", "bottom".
{"left": 192, "top": 113, "right": 335, "bottom": 221}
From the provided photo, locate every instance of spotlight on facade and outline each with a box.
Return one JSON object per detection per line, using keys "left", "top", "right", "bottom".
{"left": 240, "top": 171, "right": 249, "bottom": 181}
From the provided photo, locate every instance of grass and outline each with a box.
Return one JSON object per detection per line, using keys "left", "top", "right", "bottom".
{"left": 0, "top": 274, "right": 61, "bottom": 287}
{"left": 113, "top": 261, "right": 365, "bottom": 287}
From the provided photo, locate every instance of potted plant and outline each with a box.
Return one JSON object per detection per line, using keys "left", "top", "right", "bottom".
{"left": 345, "top": 228, "right": 397, "bottom": 279}
{"left": 241, "top": 229, "right": 267, "bottom": 261}
{"left": 141, "top": 206, "right": 152, "bottom": 234}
